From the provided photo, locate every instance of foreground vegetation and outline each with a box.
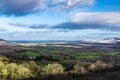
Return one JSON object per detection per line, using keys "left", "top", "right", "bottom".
{"left": 0, "top": 45, "right": 120, "bottom": 79}
{"left": 0, "top": 55, "right": 120, "bottom": 80}
{"left": 0, "top": 55, "right": 65, "bottom": 79}
{"left": 0, "top": 56, "right": 35, "bottom": 79}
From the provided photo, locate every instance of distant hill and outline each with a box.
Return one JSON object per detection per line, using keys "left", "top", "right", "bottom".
{"left": 104, "top": 38, "right": 120, "bottom": 40}
{"left": 79, "top": 38, "right": 120, "bottom": 44}
{"left": 0, "top": 38, "right": 16, "bottom": 46}
{"left": 0, "top": 38, "right": 6, "bottom": 41}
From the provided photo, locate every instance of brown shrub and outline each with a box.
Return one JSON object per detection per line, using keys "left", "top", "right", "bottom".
{"left": 88, "top": 60, "right": 108, "bottom": 72}
{"left": 73, "top": 64, "right": 88, "bottom": 75}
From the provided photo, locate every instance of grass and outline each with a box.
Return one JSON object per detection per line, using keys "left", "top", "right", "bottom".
{"left": 74, "top": 55, "right": 100, "bottom": 59}
{"left": 23, "top": 51, "right": 40, "bottom": 57}
{"left": 106, "top": 52, "right": 120, "bottom": 56}
{"left": 70, "top": 52, "right": 100, "bottom": 59}
{"left": 46, "top": 50, "right": 62, "bottom": 54}
{"left": 23, "top": 48, "right": 120, "bottom": 60}
{"left": 70, "top": 52, "right": 120, "bottom": 59}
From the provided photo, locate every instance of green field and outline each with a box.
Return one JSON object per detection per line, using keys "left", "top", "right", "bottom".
{"left": 70, "top": 52, "right": 120, "bottom": 59}
{"left": 22, "top": 46, "right": 120, "bottom": 60}
{"left": 23, "top": 51, "right": 40, "bottom": 57}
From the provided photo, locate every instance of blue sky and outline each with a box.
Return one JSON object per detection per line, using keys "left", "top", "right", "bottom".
{"left": 0, "top": 0, "right": 120, "bottom": 40}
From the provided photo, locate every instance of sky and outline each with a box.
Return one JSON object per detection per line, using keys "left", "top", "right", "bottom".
{"left": 0, "top": 0, "right": 120, "bottom": 40}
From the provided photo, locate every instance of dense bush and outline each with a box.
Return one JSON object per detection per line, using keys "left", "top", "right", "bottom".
{"left": 0, "top": 56, "right": 66, "bottom": 79}
{"left": 0, "top": 56, "right": 33, "bottom": 79}
{"left": 44, "top": 63, "right": 64, "bottom": 75}
{"left": 88, "top": 60, "right": 108, "bottom": 72}
{"left": 22, "top": 61, "right": 41, "bottom": 75}
{"left": 72, "top": 64, "right": 88, "bottom": 75}
{"left": 0, "top": 55, "right": 118, "bottom": 80}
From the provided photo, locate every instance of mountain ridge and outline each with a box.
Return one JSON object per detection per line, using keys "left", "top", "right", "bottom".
{"left": 80, "top": 37, "right": 120, "bottom": 44}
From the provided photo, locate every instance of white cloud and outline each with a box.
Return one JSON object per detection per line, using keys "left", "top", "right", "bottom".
{"left": 51, "top": 0, "right": 95, "bottom": 10}
{"left": 69, "top": 12, "right": 120, "bottom": 26}
{"left": 51, "top": 0, "right": 65, "bottom": 4}
{"left": 67, "top": 0, "right": 95, "bottom": 7}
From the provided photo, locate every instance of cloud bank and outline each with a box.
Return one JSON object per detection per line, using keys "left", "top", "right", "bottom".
{"left": 47, "top": 12, "right": 120, "bottom": 31}
{"left": 69, "top": 12, "right": 120, "bottom": 26}
{"left": 24, "top": 12, "right": 115, "bottom": 33}
{"left": 51, "top": 12, "right": 120, "bottom": 31}
{"left": 0, "top": 0, "right": 95, "bottom": 16}
{"left": 9, "top": 12, "right": 120, "bottom": 31}
{"left": 9, "top": 23, "right": 48, "bottom": 29}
